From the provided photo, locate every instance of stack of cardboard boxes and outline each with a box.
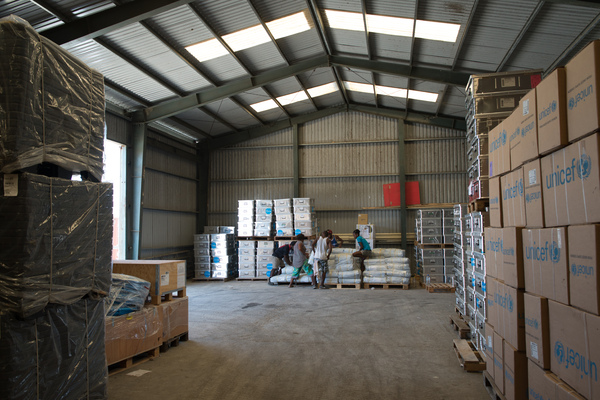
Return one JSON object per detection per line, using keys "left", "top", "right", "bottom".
{"left": 454, "top": 204, "right": 468, "bottom": 316}
{"left": 293, "top": 198, "right": 317, "bottom": 237}
{"left": 483, "top": 40, "right": 600, "bottom": 400}
{"left": 415, "top": 208, "right": 454, "bottom": 284}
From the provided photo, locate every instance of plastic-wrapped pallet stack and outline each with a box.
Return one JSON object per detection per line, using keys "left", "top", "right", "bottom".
{"left": 193, "top": 234, "right": 211, "bottom": 278}
{"left": 363, "top": 249, "right": 409, "bottom": 285}
{"left": 0, "top": 16, "right": 111, "bottom": 399}
{"left": 274, "top": 198, "right": 294, "bottom": 237}
{"left": 293, "top": 198, "right": 317, "bottom": 237}
{"left": 254, "top": 200, "right": 274, "bottom": 237}
{"left": 211, "top": 233, "right": 237, "bottom": 279}
{"left": 453, "top": 204, "right": 468, "bottom": 315}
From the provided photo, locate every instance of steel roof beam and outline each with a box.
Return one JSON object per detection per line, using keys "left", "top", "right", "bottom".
{"left": 42, "top": 0, "right": 196, "bottom": 45}
{"left": 360, "top": 0, "right": 378, "bottom": 107}
{"left": 544, "top": 0, "right": 600, "bottom": 8}
{"left": 131, "top": 55, "right": 469, "bottom": 123}
{"left": 207, "top": 104, "right": 466, "bottom": 150}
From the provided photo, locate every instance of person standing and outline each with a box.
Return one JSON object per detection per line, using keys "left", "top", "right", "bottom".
{"left": 312, "top": 230, "right": 332, "bottom": 289}
{"left": 326, "top": 229, "right": 344, "bottom": 248}
{"left": 289, "top": 234, "right": 316, "bottom": 288}
{"left": 269, "top": 241, "right": 295, "bottom": 285}
{"left": 352, "top": 229, "right": 372, "bottom": 271}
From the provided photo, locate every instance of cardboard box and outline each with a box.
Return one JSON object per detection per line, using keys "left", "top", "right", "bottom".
{"left": 511, "top": 89, "right": 539, "bottom": 169}
{"left": 490, "top": 176, "right": 503, "bottom": 227}
{"left": 105, "top": 306, "right": 162, "bottom": 365}
{"left": 489, "top": 122, "right": 506, "bottom": 178}
{"left": 485, "top": 322, "right": 495, "bottom": 379}
{"left": 528, "top": 360, "right": 557, "bottom": 400}
{"left": 112, "top": 260, "right": 186, "bottom": 300}
{"left": 565, "top": 40, "right": 600, "bottom": 142}
{"left": 357, "top": 214, "right": 368, "bottom": 224}
{"left": 522, "top": 227, "right": 569, "bottom": 305}
{"left": 498, "top": 281, "right": 526, "bottom": 351}
{"left": 502, "top": 168, "right": 526, "bottom": 228}
{"left": 502, "top": 227, "right": 525, "bottom": 289}
{"left": 541, "top": 133, "right": 600, "bottom": 226}
{"left": 568, "top": 224, "right": 600, "bottom": 315}
{"left": 487, "top": 277, "right": 498, "bottom": 329}
{"left": 537, "top": 67, "right": 568, "bottom": 155}
{"left": 501, "top": 111, "right": 518, "bottom": 175}
{"left": 494, "top": 331, "right": 505, "bottom": 394}
{"left": 485, "top": 227, "right": 500, "bottom": 280}
{"left": 156, "top": 296, "right": 188, "bottom": 342}
{"left": 382, "top": 182, "right": 420, "bottom": 207}
{"left": 549, "top": 300, "right": 600, "bottom": 399}
{"left": 523, "top": 158, "right": 545, "bottom": 228}
{"left": 504, "top": 341, "right": 528, "bottom": 400}
{"left": 524, "top": 293, "right": 550, "bottom": 369}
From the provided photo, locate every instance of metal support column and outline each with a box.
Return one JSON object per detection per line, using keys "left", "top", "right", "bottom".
{"left": 293, "top": 123, "right": 299, "bottom": 197}
{"left": 130, "top": 123, "right": 147, "bottom": 260}
{"left": 196, "top": 146, "right": 210, "bottom": 232}
{"left": 398, "top": 120, "right": 408, "bottom": 250}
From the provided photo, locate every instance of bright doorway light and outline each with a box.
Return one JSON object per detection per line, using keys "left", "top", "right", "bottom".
{"left": 103, "top": 139, "right": 126, "bottom": 260}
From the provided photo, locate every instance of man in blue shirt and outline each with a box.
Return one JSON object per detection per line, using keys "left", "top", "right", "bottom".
{"left": 352, "top": 229, "right": 372, "bottom": 271}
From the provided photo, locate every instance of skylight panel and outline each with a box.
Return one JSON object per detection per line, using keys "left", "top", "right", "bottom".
{"left": 186, "top": 39, "right": 229, "bottom": 62}
{"left": 223, "top": 25, "right": 271, "bottom": 52}
{"left": 376, "top": 85, "right": 407, "bottom": 98}
{"left": 267, "top": 11, "right": 311, "bottom": 39}
{"left": 367, "top": 14, "right": 413, "bottom": 37}
{"left": 325, "top": 9, "right": 365, "bottom": 32}
{"left": 251, "top": 99, "right": 279, "bottom": 113}
{"left": 277, "top": 90, "right": 309, "bottom": 106}
{"left": 415, "top": 20, "right": 460, "bottom": 42}
{"left": 344, "top": 81, "right": 374, "bottom": 94}
{"left": 307, "top": 82, "right": 338, "bottom": 97}
{"left": 408, "top": 90, "right": 438, "bottom": 102}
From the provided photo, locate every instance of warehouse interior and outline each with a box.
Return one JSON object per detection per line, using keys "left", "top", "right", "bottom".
{"left": 1, "top": 0, "right": 600, "bottom": 399}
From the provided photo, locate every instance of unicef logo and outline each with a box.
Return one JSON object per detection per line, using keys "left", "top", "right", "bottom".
{"left": 550, "top": 242, "right": 561, "bottom": 264}
{"left": 520, "top": 126, "right": 525, "bottom": 137}
{"left": 555, "top": 341, "right": 565, "bottom": 364}
{"left": 569, "top": 97, "right": 575, "bottom": 110}
{"left": 526, "top": 193, "right": 530, "bottom": 203}
{"left": 551, "top": 100, "right": 557, "bottom": 112}
{"left": 571, "top": 263, "right": 578, "bottom": 276}
{"left": 577, "top": 154, "right": 592, "bottom": 180}
{"left": 501, "top": 130, "right": 507, "bottom": 145}
{"left": 508, "top": 295, "right": 514, "bottom": 312}
{"left": 534, "top": 319, "right": 539, "bottom": 329}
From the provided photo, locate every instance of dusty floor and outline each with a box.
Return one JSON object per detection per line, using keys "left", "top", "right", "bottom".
{"left": 108, "top": 281, "right": 489, "bottom": 400}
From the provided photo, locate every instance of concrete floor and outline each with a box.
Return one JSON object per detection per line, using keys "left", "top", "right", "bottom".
{"left": 108, "top": 281, "right": 489, "bottom": 400}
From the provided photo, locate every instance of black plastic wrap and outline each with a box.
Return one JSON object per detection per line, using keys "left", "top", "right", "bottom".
{"left": 0, "top": 15, "right": 105, "bottom": 180}
{"left": 0, "top": 298, "right": 107, "bottom": 400}
{"left": 0, "top": 172, "right": 113, "bottom": 317}
{"left": 105, "top": 273, "right": 151, "bottom": 317}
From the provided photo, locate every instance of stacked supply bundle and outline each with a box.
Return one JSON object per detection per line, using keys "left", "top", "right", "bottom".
{"left": 0, "top": 173, "right": 113, "bottom": 317}
{"left": 0, "top": 16, "right": 105, "bottom": 181}
{"left": 254, "top": 200, "right": 274, "bottom": 237}
{"left": 255, "top": 240, "right": 276, "bottom": 279}
{"left": 0, "top": 298, "right": 107, "bottom": 400}
{"left": 211, "top": 233, "right": 237, "bottom": 279}
{"left": 453, "top": 204, "right": 468, "bottom": 316}
{"left": 274, "top": 198, "right": 294, "bottom": 237}
{"left": 193, "top": 233, "right": 211, "bottom": 278}
{"left": 237, "top": 200, "right": 254, "bottom": 237}
{"left": 293, "top": 198, "right": 317, "bottom": 237}
{"left": 237, "top": 240, "right": 256, "bottom": 279}
{"left": 105, "top": 274, "right": 150, "bottom": 317}
{"left": 363, "top": 249, "right": 410, "bottom": 285}
{"left": 330, "top": 249, "right": 362, "bottom": 285}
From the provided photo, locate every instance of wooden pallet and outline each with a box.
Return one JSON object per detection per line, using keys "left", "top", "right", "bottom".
{"left": 192, "top": 277, "right": 235, "bottom": 282}
{"left": 483, "top": 370, "right": 507, "bottom": 400}
{"left": 453, "top": 339, "right": 486, "bottom": 372}
{"left": 326, "top": 283, "right": 361, "bottom": 289}
{"left": 149, "top": 288, "right": 186, "bottom": 305}
{"left": 160, "top": 332, "right": 189, "bottom": 353}
{"left": 363, "top": 283, "right": 409, "bottom": 290}
{"left": 468, "top": 198, "right": 489, "bottom": 213}
{"left": 237, "top": 277, "right": 269, "bottom": 281}
{"left": 108, "top": 347, "right": 160, "bottom": 376}
{"left": 422, "top": 283, "right": 455, "bottom": 293}
{"left": 449, "top": 314, "right": 471, "bottom": 339}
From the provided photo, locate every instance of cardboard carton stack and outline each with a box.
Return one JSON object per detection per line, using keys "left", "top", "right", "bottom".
{"left": 237, "top": 200, "right": 255, "bottom": 237}
{"left": 255, "top": 240, "right": 277, "bottom": 279}
{"left": 465, "top": 69, "right": 542, "bottom": 202}
{"left": 194, "top": 233, "right": 211, "bottom": 278}
{"left": 237, "top": 240, "right": 257, "bottom": 279}
{"left": 274, "top": 198, "right": 294, "bottom": 237}
{"left": 293, "top": 198, "right": 317, "bottom": 237}
{"left": 0, "top": 17, "right": 111, "bottom": 399}
{"left": 416, "top": 208, "right": 454, "bottom": 284}
{"left": 254, "top": 200, "right": 274, "bottom": 237}
{"left": 480, "top": 40, "right": 600, "bottom": 400}
{"left": 211, "top": 233, "right": 237, "bottom": 279}
{"left": 453, "top": 204, "right": 468, "bottom": 316}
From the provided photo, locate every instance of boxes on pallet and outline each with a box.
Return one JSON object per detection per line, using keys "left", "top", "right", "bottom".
{"left": 211, "top": 248, "right": 232, "bottom": 257}
{"left": 254, "top": 229, "right": 272, "bottom": 236}
{"left": 238, "top": 200, "right": 254, "bottom": 209}
{"left": 219, "top": 226, "right": 235, "bottom": 234}
{"left": 494, "top": 331, "right": 505, "bottom": 394}
{"left": 112, "top": 260, "right": 186, "bottom": 298}
{"left": 204, "top": 226, "right": 219, "bottom": 233}
{"left": 195, "top": 255, "right": 210, "bottom": 264}
{"left": 212, "top": 255, "right": 232, "bottom": 264}
{"left": 255, "top": 221, "right": 273, "bottom": 231}
{"left": 238, "top": 248, "right": 255, "bottom": 257}
{"left": 238, "top": 262, "right": 255, "bottom": 271}
{"left": 524, "top": 292, "right": 550, "bottom": 369}
{"left": 255, "top": 214, "right": 273, "bottom": 222}
{"left": 256, "top": 240, "right": 275, "bottom": 249}
{"left": 276, "top": 220, "right": 294, "bottom": 229}
{"left": 293, "top": 198, "right": 314, "bottom": 206}
{"left": 522, "top": 227, "right": 569, "bottom": 304}
{"left": 501, "top": 168, "right": 526, "bottom": 228}
{"left": 157, "top": 296, "right": 188, "bottom": 342}
{"left": 523, "top": 159, "right": 545, "bottom": 228}
{"left": 238, "top": 240, "right": 256, "bottom": 249}
{"left": 213, "top": 270, "right": 236, "bottom": 279}
{"left": 565, "top": 40, "right": 600, "bottom": 142}
{"left": 255, "top": 206, "right": 273, "bottom": 216}
{"left": 489, "top": 177, "right": 503, "bottom": 227}
{"left": 275, "top": 206, "right": 292, "bottom": 215}
{"left": 256, "top": 247, "right": 273, "bottom": 256}
{"left": 295, "top": 220, "right": 317, "bottom": 228}
{"left": 489, "top": 118, "right": 508, "bottom": 178}
{"left": 568, "top": 224, "right": 600, "bottom": 315}
{"left": 541, "top": 133, "right": 600, "bottom": 227}
{"left": 194, "top": 233, "right": 210, "bottom": 242}
{"left": 256, "top": 269, "right": 271, "bottom": 279}
{"left": 295, "top": 228, "right": 315, "bottom": 236}
{"left": 238, "top": 269, "right": 255, "bottom": 279}
{"left": 274, "top": 198, "right": 292, "bottom": 207}
{"left": 293, "top": 205, "right": 315, "bottom": 214}
{"left": 537, "top": 67, "right": 568, "bottom": 155}
{"left": 238, "top": 208, "right": 254, "bottom": 218}
{"left": 485, "top": 323, "right": 495, "bottom": 379}
{"left": 276, "top": 213, "right": 293, "bottom": 222}
{"left": 510, "top": 88, "right": 539, "bottom": 170}
{"left": 294, "top": 212, "right": 316, "bottom": 221}
{"left": 257, "top": 261, "right": 274, "bottom": 270}
{"left": 503, "top": 341, "right": 528, "bottom": 400}
{"left": 277, "top": 228, "right": 294, "bottom": 236}
{"left": 528, "top": 360, "right": 588, "bottom": 400}
{"left": 195, "top": 268, "right": 211, "bottom": 279}
{"left": 237, "top": 222, "right": 253, "bottom": 237}
{"left": 495, "top": 280, "right": 526, "bottom": 351}
{"left": 549, "top": 300, "right": 600, "bottom": 399}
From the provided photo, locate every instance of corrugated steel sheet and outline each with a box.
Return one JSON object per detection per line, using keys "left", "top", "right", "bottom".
{"left": 209, "top": 180, "right": 294, "bottom": 213}
{"left": 301, "top": 111, "right": 397, "bottom": 143}
{"left": 299, "top": 176, "right": 396, "bottom": 210}
{"left": 144, "top": 170, "right": 197, "bottom": 212}
{"left": 210, "top": 147, "right": 293, "bottom": 180}
{"left": 228, "top": 127, "right": 293, "bottom": 148}
{"left": 146, "top": 146, "right": 197, "bottom": 181}
{"left": 141, "top": 210, "right": 196, "bottom": 250}
{"left": 106, "top": 112, "right": 130, "bottom": 145}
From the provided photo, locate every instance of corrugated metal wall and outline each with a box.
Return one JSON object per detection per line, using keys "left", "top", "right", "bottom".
{"left": 140, "top": 129, "right": 198, "bottom": 264}
{"left": 106, "top": 112, "right": 130, "bottom": 145}
{"left": 207, "top": 111, "right": 468, "bottom": 244}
